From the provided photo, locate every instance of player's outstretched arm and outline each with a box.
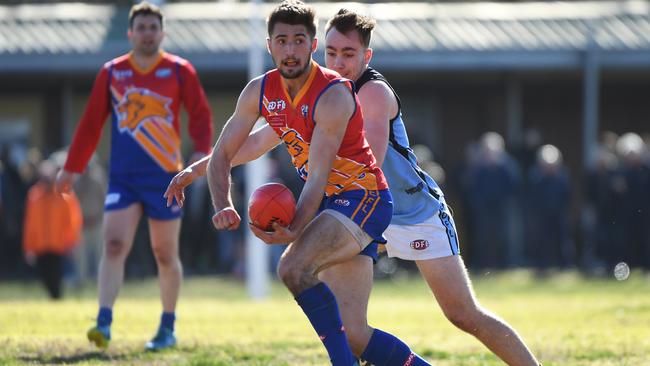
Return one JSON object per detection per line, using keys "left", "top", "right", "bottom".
{"left": 207, "top": 77, "right": 264, "bottom": 230}
{"left": 164, "top": 124, "right": 280, "bottom": 207}
{"left": 164, "top": 154, "right": 210, "bottom": 207}
{"left": 251, "top": 83, "right": 354, "bottom": 244}
{"left": 357, "top": 80, "right": 395, "bottom": 166}
{"left": 231, "top": 124, "right": 281, "bottom": 166}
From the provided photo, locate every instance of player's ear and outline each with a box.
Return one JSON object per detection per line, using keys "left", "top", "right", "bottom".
{"left": 311, "top": 37, "right": 318, "bottom": 53}
{"left": 127, "top": 29, "right": 133, "bottom": 41}
{"left": 266, "top": 37, "right": 272, "bottom": 55}
{"left": 364, "top": 47, "right": 373, "bottom": 65}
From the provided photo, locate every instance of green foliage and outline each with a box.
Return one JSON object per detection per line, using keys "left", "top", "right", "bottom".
{"left": 1, "top": 271, "right": 649, "bottom": 365}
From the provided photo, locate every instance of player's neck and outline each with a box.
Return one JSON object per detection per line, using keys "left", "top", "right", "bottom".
{"left": 283, "top": 60, "right": 314, "bottom": 99}
{"left": 131, "top": 50, "right": 162, "bottom": 71}
{"left": 354, "top": 67, "right": 369, "bottom": 83}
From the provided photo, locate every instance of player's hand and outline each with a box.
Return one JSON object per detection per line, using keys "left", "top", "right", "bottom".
{"left": 249, "top": 222, "right": 298, "bottom": 245}
{"left": 164, "top": 167, "right": 196, "bottom": 207}
{"left": 212, "top": 207, "right": 241, "bottom": 230}
{"left": 54, "top": 169, "right": 77, "bottom": 194}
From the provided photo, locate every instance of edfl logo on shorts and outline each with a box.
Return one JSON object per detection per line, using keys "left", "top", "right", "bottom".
{"left": 410, "top": 239, "right": 429, "bottom": 250}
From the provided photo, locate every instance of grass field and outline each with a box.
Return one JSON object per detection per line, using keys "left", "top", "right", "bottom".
{"left": 1, "top": 270, "right": 649, "bottom": 365}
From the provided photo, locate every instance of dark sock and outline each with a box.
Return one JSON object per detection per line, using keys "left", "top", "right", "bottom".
{"left": 97, "top": 307, "right": 112, "bottom": 328}
{"left": 360, "top": 328, "right": 430, "bottom": 366}
{"left": 295, "top": 282, "right": 355, "bottom": 366}
{"left": 161, "top": 312, "right": 176, "bottom": 331}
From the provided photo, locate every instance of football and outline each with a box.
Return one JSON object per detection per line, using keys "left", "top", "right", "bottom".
{"left": 248, "top": 182, "right": 296, "bottom": 231}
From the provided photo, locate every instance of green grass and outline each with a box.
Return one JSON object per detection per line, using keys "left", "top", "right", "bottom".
{"left": 1, "top": 270, "right": 649, "bottom": 365}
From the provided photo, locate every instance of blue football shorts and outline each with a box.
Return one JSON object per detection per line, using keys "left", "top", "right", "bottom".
{"left": 317, "top": 188, "right": 393, "bottom": 262}
{"left": 105, "top": 171, "right": 181, "bottom": 220}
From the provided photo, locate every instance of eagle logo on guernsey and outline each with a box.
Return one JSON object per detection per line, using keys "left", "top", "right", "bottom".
{"left": 115, "top": 88, "right": 181, "bottom": 172}
{"left": 410, "top": 239, "right": 429, "bottom": 250}
{"left": 117, "top": 88, "right": 172, "bottom": 131}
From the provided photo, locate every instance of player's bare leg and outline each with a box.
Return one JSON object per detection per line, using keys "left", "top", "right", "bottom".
{"left": 146, "top": 217, "right": 182, "bottom": 350}
{"left": 322, "top": 253, "right": 431, "bottom": 365}
{"left": 320, "top": 255, "right": 374, "bottom": 356}
{"left": 98, "top": 204, "right": 142, "bottom": 308}
{"left": 417, "top": 255, "right": 540, "bottom": 365}
{"left": 276, "top": 212, "right": 361, "bottom": 365}
{"left": 149, "top": 218, "right": 182, "bottom": 313}
{"left": 279, "top": 212, "right": 431, "bottom": 366}
{"left": 88, "top": 204, "right": 142, "bottom": 348}
{"left": 278, "top": 213, "right": 362, "bottom": 295}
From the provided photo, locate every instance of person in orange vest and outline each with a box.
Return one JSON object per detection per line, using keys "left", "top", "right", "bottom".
{"left": 23, "top": 159, "right": 82, "bottom": 299}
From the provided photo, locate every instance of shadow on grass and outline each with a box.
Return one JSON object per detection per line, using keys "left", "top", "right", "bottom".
{"left": 19, "top": 351, "right": 128, "bottom": 364}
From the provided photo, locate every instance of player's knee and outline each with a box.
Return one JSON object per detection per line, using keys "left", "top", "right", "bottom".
{"left": 151, "top": 243, "right": 177, "bottom": 267}
{"left": 276, "top": 256, "right": 300, "bottom": 286}
{"left": 444, "top": 304, "right": 481, "bottom": 333}
{"left": 104, "top": 238, "right": 128, "bottom": 258}
{"left": 277, "top": 255, "right": 316, "bottom": 291}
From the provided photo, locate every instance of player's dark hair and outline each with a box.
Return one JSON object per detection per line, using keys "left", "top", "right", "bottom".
{"left": 267, "top": 0, "right": 317, "bottom": 40}
{"left": 325, "top": 8, "right": 376, "bottom": 48}
{"left": 129, "top": 1, "right": 164, "bottom": 29}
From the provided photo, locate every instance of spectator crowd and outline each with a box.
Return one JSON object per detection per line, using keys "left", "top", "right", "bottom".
{"left": 1, "top": 129, "right": 649, "bottom": 298}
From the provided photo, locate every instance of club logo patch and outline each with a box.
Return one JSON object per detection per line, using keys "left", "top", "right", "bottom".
{"left": 301, "top": 104, "right": 309, "bottom": 117}
{"left": 410, "top": 239, "right": 429, "bottom": 250}
{"left": 155, "top": 68, "right": 172, "bottom": 78}
{"left": 334, "top": 198, "right": 350, "bottom": 207}
{"left": 267, "top": 99, "right": 286, "bottom": 113}
{"left": 113, "top": 69, "right": 133, "bottom": 80}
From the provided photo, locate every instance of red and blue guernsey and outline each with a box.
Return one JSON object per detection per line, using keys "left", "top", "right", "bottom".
{"left": 260, "top": 61, "right": 388, "bottom": 196}
{"left": 259, "top": 61, "right": 392, "bottom": 247}
{"left": 64, "top": 52, "right": 213, "bottom": 175}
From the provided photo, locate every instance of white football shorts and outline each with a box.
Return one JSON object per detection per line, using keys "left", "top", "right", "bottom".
{"left": 383, "top": 204, "right": 460, "bottom": 261}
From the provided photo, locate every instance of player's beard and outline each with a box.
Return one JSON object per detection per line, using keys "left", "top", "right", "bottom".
{"left": 277, "top": 53, "right": 312, "bottom": 79}
{"left": 135, "top": 40, "right": 161, "bottom": 57}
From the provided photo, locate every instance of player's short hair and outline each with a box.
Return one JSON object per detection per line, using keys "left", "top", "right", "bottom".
{"left": 129, "top": 1, "right": 164, "bottom": 29}
{"left": 267, "top": 0, "right": 317, "bottom": 40}
{"left": 325, "top": 8, "right": 376, "bottom": 48}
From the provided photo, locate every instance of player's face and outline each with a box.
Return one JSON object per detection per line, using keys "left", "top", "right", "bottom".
{"left": 267, "top": 23, "right": 317, "bottom": 79}
{"left": 325, "top": 28, "right": 372, "bottom": 81}
{"left": 128, "top": 14, "right": 164, "bottom": 56}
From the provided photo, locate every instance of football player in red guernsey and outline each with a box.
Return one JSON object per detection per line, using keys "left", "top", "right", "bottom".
{"left": 55, "top": 1, "right": 213, "bottom": 351}
{"left": 203, "top": 1, "right": 430, "bottom": 365}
